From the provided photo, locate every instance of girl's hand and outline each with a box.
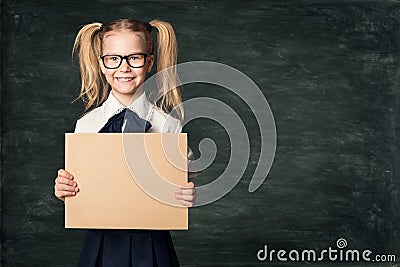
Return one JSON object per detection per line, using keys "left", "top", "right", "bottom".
{"left": 54, "top": 169, "right": 79, "bottom": 202}
{"left": 174, "top": 182, "right": 196, "bottom": 207}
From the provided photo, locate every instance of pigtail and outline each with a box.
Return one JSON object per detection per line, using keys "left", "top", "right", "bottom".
{"left": 72, "top": 22, "right": 108, "bottom": 112}
{"left": 149, "top": 19, "right": 183, "bottom": 122}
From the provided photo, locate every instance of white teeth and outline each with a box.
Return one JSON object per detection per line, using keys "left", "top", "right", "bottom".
{"left": 117, "top": 77, "right": 133, "bottom": 82}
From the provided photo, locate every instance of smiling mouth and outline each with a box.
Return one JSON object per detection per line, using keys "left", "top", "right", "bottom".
{"left": 116, "top": 77, "right": 134, "bottom": 82}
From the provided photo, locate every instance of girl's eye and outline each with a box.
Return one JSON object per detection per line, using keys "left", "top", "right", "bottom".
{"left": 110, "top": 56, "right": 119, "bottom": 61}
{"left": 129, "top": 56, "right": 139, "bottom": 61}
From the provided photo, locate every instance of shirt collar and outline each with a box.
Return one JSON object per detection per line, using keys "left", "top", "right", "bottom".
{"left": 103, "top": 90, "right": 150, "bottom": 121}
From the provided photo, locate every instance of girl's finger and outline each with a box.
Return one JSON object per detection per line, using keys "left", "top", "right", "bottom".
{"left": 175, "top": 182, "right": 195, "bottom": 194}
{"left": 174, "top": 193, "right": 195, "bottom": 202}
{"left": 179, "top": 188, "right": 195, "bottom": 195}
{"left": 56, "top": 184, "right": 79, "bottom": 192}
{"left": 57, "top": 190, "right": 77, "bottom": 198}
{"left": 179, "top": 182, "right": 195, "bottom": 189}
{"left": 179, "top": 199, "right": 193, "bottom": 207}
{"left": 57, "top": 169, "right": 74, "bottom": 179}
{"left": 56, "top": 177, "right": 76, "bottom": 186}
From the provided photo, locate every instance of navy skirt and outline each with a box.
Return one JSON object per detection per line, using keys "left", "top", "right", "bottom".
{"left": 77, "top": 229, "right": 180, "bottom": 267}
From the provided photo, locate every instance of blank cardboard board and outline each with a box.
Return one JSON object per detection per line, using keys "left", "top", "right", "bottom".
{"left": 64, "top": 133, "right": 188, "bottom": 230}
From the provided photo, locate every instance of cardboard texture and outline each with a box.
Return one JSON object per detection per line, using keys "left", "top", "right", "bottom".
{"left": 65, "top": 133, "right": 188, "bottom": 230}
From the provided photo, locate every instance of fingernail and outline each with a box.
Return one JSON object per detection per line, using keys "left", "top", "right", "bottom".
{"left": 75, "top": 187, "right": 79, "bottom": 192}
{"left": 73, "top": 192, "right": 76, "bottom": 195}
{"left": 73, "top": 182, "right": 77, "bottom": 186}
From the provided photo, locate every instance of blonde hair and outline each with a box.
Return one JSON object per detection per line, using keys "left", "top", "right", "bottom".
{"left": 72, "top": 18, "right": 183, "bottom": 121}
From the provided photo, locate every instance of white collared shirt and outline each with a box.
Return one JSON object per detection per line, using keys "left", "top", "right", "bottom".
{"left": 73, "top": 91, "right": 196, "bottom": 179}
{"left": 74, "top": 91, "right": 182, "bottom": 133}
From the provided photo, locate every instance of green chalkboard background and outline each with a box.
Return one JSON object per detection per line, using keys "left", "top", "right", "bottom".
{"left": 2, "top": 0, "right": 400, "bottom": 266}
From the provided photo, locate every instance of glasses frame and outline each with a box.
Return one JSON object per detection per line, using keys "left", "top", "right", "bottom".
{"left": 100, "top": 53, "right": 149, "bottom": 69}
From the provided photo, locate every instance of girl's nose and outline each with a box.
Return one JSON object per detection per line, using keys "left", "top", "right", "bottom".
{"left": 119, "top": 58, "right": 131, "bottom": 72}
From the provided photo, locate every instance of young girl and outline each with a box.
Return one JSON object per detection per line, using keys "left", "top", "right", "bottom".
{"left": 54, "top": 18, "right": 196, "bottom": 267}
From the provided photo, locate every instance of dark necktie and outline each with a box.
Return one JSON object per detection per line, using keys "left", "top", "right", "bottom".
{"left": 98, "top": 108, "right": 152, "bottom": 133}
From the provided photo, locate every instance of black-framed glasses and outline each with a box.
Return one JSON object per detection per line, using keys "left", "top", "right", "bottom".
{"left": 100, "top": 53, "right": 148, "bottom": 69}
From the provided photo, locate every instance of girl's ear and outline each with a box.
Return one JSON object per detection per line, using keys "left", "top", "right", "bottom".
{"left": 98, "top": 56, "right": 106, "bottom": 74}
{"left": 146, "top": 54, "right": 155, "bottom": 73}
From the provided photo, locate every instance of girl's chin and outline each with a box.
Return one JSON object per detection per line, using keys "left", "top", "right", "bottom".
{"left": 111, "top": 87, "right": 141, "bottom": 96}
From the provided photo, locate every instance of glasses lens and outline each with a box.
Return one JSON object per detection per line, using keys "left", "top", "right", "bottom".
{"left": 103, "top": 56, "right": 121, "bottom": 69}
{"left": 127, "top": 54, "right": 145, "bottom": 68}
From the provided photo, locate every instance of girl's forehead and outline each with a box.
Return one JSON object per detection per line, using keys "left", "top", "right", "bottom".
{"left": 103, "top": 29, "right": 145, "bottom": 42}
{"left": 102, "top": 30, "right": 147, "bottom": 51}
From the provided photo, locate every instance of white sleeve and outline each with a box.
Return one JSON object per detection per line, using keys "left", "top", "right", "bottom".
{"left": 174, "top": 121, "right": 182, "bottom": 133}
{"left": 173, "top": 120, "right": 197, "bottom": 182}
{"left": 74, "top": 119, "right": 82, "bottom": 133}
{"left": 187, "top": 147, "right": 197, "bottom": 182}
